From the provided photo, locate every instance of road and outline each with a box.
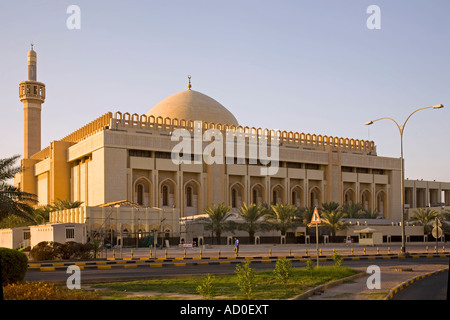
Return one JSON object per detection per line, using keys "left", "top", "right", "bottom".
{"left": 392, "top": 269, "right": 448, "bottom": 300}
{"left": 25, "top": 256, "right": 449, "bottom": 286}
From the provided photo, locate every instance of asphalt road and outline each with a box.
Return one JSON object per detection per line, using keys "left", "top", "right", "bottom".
{"left": 392, "top": 269, "right": 448, "bottom": 300}
{"left": 24, "top": 256, "right": 449, "bottom": 285}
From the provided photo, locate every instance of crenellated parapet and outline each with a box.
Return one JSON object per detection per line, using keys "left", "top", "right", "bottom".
{"left": 47, "top": 110, "right": 376, "bottom": 155}
{"left": 60, "top": 112, "right": 113, "bottom": 143}
{"left": 109, "top": 111, "right": 377, "bottom": 155}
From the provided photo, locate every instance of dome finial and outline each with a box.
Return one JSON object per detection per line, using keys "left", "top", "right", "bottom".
{"left": 188, "top": 75, "right": 192, "bottom": 90}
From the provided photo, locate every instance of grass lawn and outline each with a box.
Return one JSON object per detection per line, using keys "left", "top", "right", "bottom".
{"left": 90, "top": 265, "right": 360, "bottom": 300}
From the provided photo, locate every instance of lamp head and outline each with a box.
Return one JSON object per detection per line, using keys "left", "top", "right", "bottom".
{"left": 365, "top": 121, "right": 374, "bottom": 125}
{"left": 433, "top": 104, "right": 444, "bottom": 109}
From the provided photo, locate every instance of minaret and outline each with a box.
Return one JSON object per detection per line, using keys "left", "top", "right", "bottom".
{"left": 19, "top": 45, "right": 46, "bottom": 158}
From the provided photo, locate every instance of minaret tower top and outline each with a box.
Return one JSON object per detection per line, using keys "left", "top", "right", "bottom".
{"left": 28, "top": 44, "right": 37, "bottom": 81}
{"left": 19, "top": 45, "right": 46, "bottom": 158}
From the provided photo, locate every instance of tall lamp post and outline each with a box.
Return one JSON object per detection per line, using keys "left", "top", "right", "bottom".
{"left": 365, "top": 104, "right": 444, "bottom": 254}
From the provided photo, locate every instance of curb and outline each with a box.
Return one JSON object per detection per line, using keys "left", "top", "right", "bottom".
{"left": 26, "top": 253, "right": 450, "bottom": 272}
{"left": 290, "top": 271, "right": 367, "bottom": 300}
{"left": 383, "top": 267, "right": 449, "bottom": 300}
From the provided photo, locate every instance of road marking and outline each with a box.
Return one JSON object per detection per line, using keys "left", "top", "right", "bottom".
{"left": 150, "top": 264, "right": 163, "bottom": 267}
{"left": 97, "top": 265, "right": 111, "bottom": 270}
{"left": 40, "top": 267, "right": 55, "bottom": 272}
{"left": 124, "top": 264, "right": 137, "bottom": 269}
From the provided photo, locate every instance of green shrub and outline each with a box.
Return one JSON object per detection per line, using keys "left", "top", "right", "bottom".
{"left": 332, "top": 252, "right": 343, "bottom": 267}
{"left": 235, "top": 260, "right": 255, "bottom": 300}
{"left": 0, "top": 247, "right": 28, "bottom": 285}
{"left": 273, "top": 257, "right": 292, "bottom": 284}
{"left": 30, "top": 241, "right": 94, "bottom": 261}
{"left": 305, "top": 258, "right": 314, "bottom": 277}
{"left": 30, "top": 241, "right": 58, "bottom": 260}
{"left": 4, "top": 281, "right": 101, "bottom": 300}
{"left": 196, "top": 273, "right": 216, "bottom": 300}
{"left": 55, "top": 242, "right": 94, "bottom": 260}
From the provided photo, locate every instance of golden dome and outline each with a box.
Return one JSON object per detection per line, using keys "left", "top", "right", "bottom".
{"left": 146, "top": 89, "right": 239, "bottom": 126}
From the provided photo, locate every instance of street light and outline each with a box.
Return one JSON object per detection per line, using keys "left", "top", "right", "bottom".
{"left": 365, "top": 104, "right": 444, "bottom": 255}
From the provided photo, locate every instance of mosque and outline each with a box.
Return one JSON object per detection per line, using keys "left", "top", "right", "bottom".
{"left": 8, "top": 48, "right": 450, "bottom": 248}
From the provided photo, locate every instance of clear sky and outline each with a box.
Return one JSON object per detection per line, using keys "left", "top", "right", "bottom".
{"left": 1, "top": 0, "right": 449, "bottom": 181}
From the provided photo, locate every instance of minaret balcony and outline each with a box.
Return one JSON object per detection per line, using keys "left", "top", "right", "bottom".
{"left": 19, "top": 80, "right": 46, "bottom": 102}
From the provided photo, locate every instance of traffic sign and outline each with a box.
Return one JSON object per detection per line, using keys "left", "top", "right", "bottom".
{"left": 432, "top": 226, "right": 443, "bottom": 239}
{"left": 311, "top": 207, "right": 321, "bottom": 224}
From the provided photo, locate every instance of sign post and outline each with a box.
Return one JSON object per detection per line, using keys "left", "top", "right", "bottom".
{"left": 432, "top": 217, "right": 443, "bottom": 253}
{"left": 0, "top": 256, "right": 3, "bottom": 300}
{"left": 310, "top": 207, "right": 321, "bottom": 267}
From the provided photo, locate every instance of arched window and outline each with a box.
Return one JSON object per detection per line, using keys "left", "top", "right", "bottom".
{"left": 251, "top": 184, "right": 265, "bottom": 205}
{"left": 344, "top": 188, "right": 356, "bottom": 205}
{"left": 134, "top": 178, "right": 151, "bottom": 207}
{"left": 162, "top": 185, "right": 168, "bottom": 206}
{"left": 231, "top": 189, "right": 237, "bottom": 208}
{"left": 310, "top": 187, "right": 321, "bottom": 208}
{"left": 272, "top": 190, "right": 278, "bottom": 205}
{"left": 361, "top": 190, "right": 371, "bottom": 211}
{"left": 271, "top": 185, "right": 284, "bottom": 204}
{"left": 186, "top": 186, "right": 193, "bottom": 207}
{"left": 137, "top": 184, "right": 144, "bottom": 205}
{"left": 291, "top": 186, "right": 303, "bottom": 207}
{"left": 376, "top": 190, "right": 387, "bottom": 217}
{"left": 160, "top": 178, "right": 177, "bottom": 208}
{"left": 230, "top": 183, "right": 244, "bottom": 208}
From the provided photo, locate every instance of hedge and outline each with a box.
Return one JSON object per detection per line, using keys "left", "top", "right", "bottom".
{"left": 30, "top": 241, "right": 94, "bottom": 261}
{"left": 0, "top": 247, "right": 28, "bottom": 286}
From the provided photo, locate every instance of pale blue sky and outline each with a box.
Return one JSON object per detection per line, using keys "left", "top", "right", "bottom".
{"left": 1, "top": 0, "right": 449, "bottom": 180}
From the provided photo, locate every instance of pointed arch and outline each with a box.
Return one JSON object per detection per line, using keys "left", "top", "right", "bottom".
{"left": 360, "top": 188, "right": 372, "bottom": 211}
{"left": 229, "top": 182, "right": 245, "bottom": 209}
{"left": 133, "top": 177, "right": 152, "bottom": 207}
{"left": 343, "top": 187, "right": 356, "bottom": 205}
{"left": 309, "top": 186, "right": 322, "bottom": 208}
{"left": 375, "top": 190, "right": 387, "bottom": 218}
{"left": 183, "top": 179, "right": 201, "bottom": 216}
{"left": 290, "top": 185, "right": 304, "bottom": 207}
{"left": 271, "top": 184, "right": 285, "bottom": 205}
{"left": 250, "top": 183, "right": 265, "bottom": 205}
{"left": 159, "top": 178, "right": 177, "bottom": 208}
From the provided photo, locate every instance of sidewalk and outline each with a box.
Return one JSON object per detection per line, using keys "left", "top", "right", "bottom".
{"left": 102, "top": 242, "right": 449, "bottom": 260}
{"left": 303, "top": 263, "right": 449, "bottom": 300}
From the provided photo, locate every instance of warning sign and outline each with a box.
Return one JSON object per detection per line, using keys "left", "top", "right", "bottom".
{"left": 310, "top": 207, "right": 321, "bottom": 224}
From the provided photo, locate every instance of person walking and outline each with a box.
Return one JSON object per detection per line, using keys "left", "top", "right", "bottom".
{"left": 234, "top": 237, "right": 240, "bottom": 256}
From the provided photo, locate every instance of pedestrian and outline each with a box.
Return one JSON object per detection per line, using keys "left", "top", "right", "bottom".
{"left": 234, "top": 237, "right": 239, "bottom": 256}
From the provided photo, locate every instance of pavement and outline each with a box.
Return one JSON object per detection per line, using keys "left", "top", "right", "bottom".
{"left": 26, "top": 242, "right": 450, "bottom": 300}
{"left": 300, "top": 262, "right": 449, "bottom": 300}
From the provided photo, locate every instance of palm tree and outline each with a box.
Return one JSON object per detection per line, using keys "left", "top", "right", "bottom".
{"left": 196, "top": 203, "right": 233, "bottom": 244}
{"left": 361, "top": 208, "right": 380, "bottom": 219}
{"left": 266, "top": 203, "right": 299, "bottom": 236}
{"left": 409, "top": 208, "right": 438, "bottom": 234}
{"left": 0, "top": 155, "right": 37, "bottom": 223}
{"left": 320, "top": 202, "right": 347, "bottom": 242}
{"left": 440, "top": 208, "right": 450, "bottom": 222}
{"left": 296, "top": 206, "right": 315, "bottom": 226}
{"left": 439, "top": 209, "right": 450, "bottom": 235}
{"left": 50, "top": 198, "right": 84, "bottom": 211}
{"left": 236, "top": 202, "right": 271, "bottom": 244}
{"left": 341, "top": 203, "right": 363, "bottom": 219}
{"left": 34, "top": 198, "right": 84, "bottom": 224}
